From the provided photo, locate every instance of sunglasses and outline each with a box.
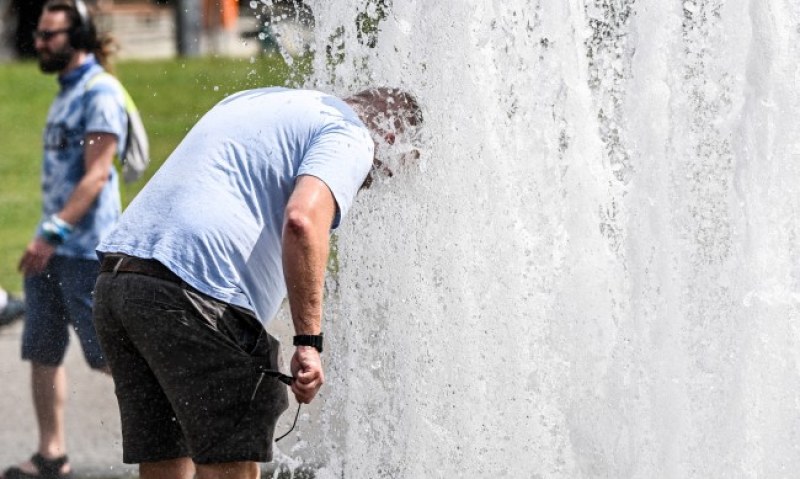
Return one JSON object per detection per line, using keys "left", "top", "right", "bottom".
{"left": 32, "top": 28, "right": 70, "bottom": 41}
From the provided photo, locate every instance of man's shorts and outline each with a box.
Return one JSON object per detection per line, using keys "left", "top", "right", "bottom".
{"left": 93, "top": 254, "right": 289, "bottom": 465}
{"left": 23, "top": 255, "right": 106, "bottom": 369}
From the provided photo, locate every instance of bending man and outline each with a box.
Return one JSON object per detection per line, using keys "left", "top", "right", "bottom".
{"left": 93, "top": 86, "right": 422, "bottom": 479}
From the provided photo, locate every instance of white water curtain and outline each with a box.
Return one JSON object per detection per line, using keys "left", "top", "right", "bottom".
{"left": 275, "top": 1, "right": 800, "bottom": 477}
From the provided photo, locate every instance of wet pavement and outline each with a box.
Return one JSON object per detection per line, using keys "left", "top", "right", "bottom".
{"left": 0, "top": 318, "right": 137, "bottom": 478}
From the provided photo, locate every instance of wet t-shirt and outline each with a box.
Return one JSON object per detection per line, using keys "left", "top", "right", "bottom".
{"left": 98, "top": 88, "right": 373, "bottom": 325}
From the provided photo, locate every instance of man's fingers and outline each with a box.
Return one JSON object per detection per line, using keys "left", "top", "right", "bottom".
{"left": 22, "top": 254, "right": 43, "bottom": 276}
{"left": 291, "top": 385, "right": 310, "bottom": 403}
{"left": 291, "top": 380, "right": 322, "bottom": 404}
{"left": 295, "top": 369, "right": 318, "bottom": 384}
{"left": 289, "top": 367, "right": 324, "bottom": 404}
{"left": 291, "top": 382, "right": 312, "bottom": 403}
{"left": 19, "top": 253, "right": 37, "bottom": 275}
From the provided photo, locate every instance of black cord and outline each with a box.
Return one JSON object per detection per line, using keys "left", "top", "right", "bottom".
{"left": 275, "top": 403, "right": 302, "bottom": 442}
{"left": 253, "top": 366, "right": 302, "bottom": 442}
{"left": 192, "top": 366, "right": 300, "bottom": 458}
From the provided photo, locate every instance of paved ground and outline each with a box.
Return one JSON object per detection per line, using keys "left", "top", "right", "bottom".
{"left": 0, "top": 318, "right": 138, "bottom": 478}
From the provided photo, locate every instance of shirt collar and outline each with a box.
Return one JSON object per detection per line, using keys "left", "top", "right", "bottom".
{"left": 57, "top": 54, "right": 99, "bottom": 89}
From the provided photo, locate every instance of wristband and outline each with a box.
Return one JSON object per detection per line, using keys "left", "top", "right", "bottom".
{"left": 293, "top": 333, "right": 323, "bottom": 353}
{"left": 40, "top": 215, "right": 74, "bottom": 246}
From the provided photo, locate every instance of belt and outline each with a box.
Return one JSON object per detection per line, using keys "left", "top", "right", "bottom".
{"left": 100, "top": 254, "right": 183, "bottom": 284}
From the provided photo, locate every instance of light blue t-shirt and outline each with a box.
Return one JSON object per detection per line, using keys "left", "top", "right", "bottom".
{"left": 39, "top": 55, "right": 127, "bottom": 259}
{"left": 98, "top": 88, "right": 374, "bottom": 325}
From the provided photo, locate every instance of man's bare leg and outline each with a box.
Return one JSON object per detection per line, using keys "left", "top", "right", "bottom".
{"left": 34, "top": 363, "right": 67, "bottom": 457}
{"left": 196, "top": 461, "right": 260, "bottom": 479}
{"left": 6, "top": 363, "right": 71, "bottom": 477}
{"left": 140, "top": 457, "right": 195, "bottom": 479}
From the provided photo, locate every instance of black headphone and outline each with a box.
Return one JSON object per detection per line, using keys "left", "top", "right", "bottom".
{"left": 68, "top": 0, "right": 97, "bottom": 50}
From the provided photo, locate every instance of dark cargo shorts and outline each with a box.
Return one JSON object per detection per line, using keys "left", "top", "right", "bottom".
{"left": 93, "top": 255, "right": 289, "bottom": 465}
{"left": 23, "top": 255, "right": 106, "bottom": 368}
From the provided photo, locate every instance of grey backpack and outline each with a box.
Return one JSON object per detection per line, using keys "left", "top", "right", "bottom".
{"left": 86, "top": 72, "right": 150, "bottom": 183}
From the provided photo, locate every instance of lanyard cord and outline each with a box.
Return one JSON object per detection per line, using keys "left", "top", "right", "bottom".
{"left": 194, "top": 365, "right": 301, "bottom": 458}
{"left": 255, "top": 366, "right": 302, "bottom": 443}
{"left": 275, "top": 403, "right": 302, "bottom": 442}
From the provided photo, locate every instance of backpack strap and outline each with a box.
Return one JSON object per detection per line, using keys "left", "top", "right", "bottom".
{"left": 84, "top": 71, "right": 150, "bottom": 183}
{"left": 85, "top": 71, "right": 138, "bottom": 114}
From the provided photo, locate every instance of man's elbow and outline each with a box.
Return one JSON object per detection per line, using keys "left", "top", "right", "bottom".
{"left": 284, "top": 209, "right": 314, "bottom": 239}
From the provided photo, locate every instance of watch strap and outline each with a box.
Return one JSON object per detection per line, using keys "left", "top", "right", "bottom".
{"left": 293, "top": 333, "right": 323, "bottom": 353}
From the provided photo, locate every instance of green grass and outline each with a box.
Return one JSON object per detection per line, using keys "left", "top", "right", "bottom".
{"left": 0, "top": 54, "right": 301, "bottom": 292}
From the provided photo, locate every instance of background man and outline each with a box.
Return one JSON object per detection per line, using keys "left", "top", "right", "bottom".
{"left": 93, "top": 86, "right": 422, "bottom": 479}
{"left": 3, "top": 1, "right": 128, "bottom": 478}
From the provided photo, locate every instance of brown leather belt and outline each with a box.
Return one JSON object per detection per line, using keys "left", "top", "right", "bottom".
{"left": 100, "top": 254, "right": 183, "bottom": 284}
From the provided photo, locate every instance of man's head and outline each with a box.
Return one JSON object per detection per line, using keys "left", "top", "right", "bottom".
{"left": 35, "top": 0, "right": 97, "bottom": 73}
{"left": 344, "top": 87, "right": 424, "bottom": 189}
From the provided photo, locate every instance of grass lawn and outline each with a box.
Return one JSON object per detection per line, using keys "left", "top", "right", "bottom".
{"left": 0, "top": 54, "right": 298, "bottom": 292}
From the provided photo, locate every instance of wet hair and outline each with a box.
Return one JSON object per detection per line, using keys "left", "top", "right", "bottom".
{"left": 43, "top": 0, "right": 118, "bottom": 72}
{"left": 345, "top": 87, "right": 424, "bottom": 132}
{"left": 345, "top": 88, "right": 423, "bottom": 190}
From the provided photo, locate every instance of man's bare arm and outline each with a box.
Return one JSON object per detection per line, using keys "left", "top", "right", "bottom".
{"left": 59, "top": 132, "right": 117, "bottom": 225}
{"left": 19, "top": 132, "right": 117, "bottom": 276}
{"left": 282, "top": 174, "right": 336, "bottom": 403}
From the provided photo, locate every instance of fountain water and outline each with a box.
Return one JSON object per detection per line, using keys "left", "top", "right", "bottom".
{"left": 272, "top": 1, "right": 800, "bottom": 477}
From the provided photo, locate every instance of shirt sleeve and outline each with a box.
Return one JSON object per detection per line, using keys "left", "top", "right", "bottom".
{"left": 297, "top": 119, "right": 374, "bottom": 229}
{"left": 83, "top": 83, "right": 128, "bottom": 157}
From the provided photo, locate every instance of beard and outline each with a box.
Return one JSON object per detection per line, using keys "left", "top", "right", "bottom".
{"left": 38, "top": 45, "right": 74, "bottom": 73}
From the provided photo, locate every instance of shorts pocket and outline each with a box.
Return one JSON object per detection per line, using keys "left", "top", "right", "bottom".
{"left": 123, "top": 277, "right": 187, "bottom": 313}
{"left": 215, "top": 304, "right": 273, "bottom": 358}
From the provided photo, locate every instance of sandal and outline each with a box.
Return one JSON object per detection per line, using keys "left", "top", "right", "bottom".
{"left": 3, "top": 454, "right": 72, "bottom": 479}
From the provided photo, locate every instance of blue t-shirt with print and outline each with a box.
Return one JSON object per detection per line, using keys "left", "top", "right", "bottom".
{"left": 98, "top": 88, "right": 374, "bottom": 325}
{"left": 39, "top": 55, "right": 127, "bottom": 259}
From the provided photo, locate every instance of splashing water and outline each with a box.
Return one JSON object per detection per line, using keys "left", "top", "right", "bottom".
{"left": 276, "top": 1, "right": 800, "bottom": 477}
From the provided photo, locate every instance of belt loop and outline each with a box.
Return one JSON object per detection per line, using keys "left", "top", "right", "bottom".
{"left": 112, "top": 256, "right": 124, "bottom": 276}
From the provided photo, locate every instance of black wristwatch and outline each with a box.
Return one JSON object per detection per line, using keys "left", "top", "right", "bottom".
{"left": 293, "top": 333, "right": 323, "bottom": 353}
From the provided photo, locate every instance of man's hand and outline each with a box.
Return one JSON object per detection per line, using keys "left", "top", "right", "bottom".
{"left": 290, "top": 346, "right": 325, "bottom": 404}
{"left": 19, "top": 238, "right": 55, "bottom": 276}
